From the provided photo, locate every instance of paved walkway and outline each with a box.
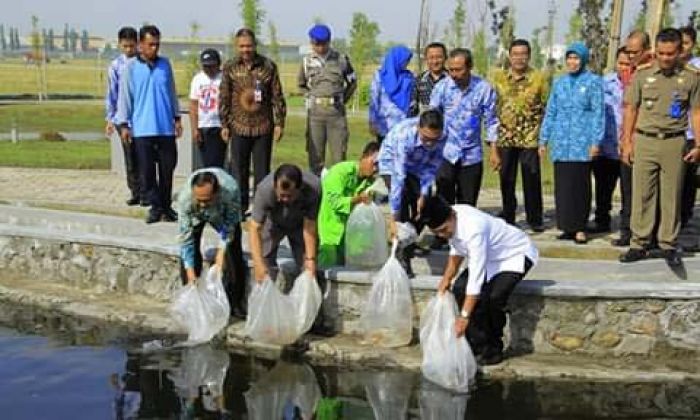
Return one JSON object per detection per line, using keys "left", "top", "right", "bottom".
{"left": 0, "top": 167, "right": 698, "bottom": 258}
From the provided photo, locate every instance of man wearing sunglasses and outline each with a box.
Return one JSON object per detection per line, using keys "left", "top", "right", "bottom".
{"left": 177, "top": 168, "right": 247, "bottom": 318}
{"left": 377, "top": 109, "right": 449, "bottom": 277}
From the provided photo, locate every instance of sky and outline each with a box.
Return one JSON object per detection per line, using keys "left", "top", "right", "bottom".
{"left": 2, "top": 0, "right": 696, "bottom": 45}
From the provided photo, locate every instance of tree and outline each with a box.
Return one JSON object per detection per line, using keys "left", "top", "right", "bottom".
{"left": 578, "top": 0, "right": 607, "bottom": 73}
{"left": 239, "top": 0, "right": 265, "bottom": 35}
{"left": 8, "top": 27, "right": 14, "bottom": 50}
{"left": 267, "top": 20, "right": 280, "bottom": 63}
{"left": 331, "top": 38, "right": 348, "bottom": 55}
{"left": 0, "top": 25, "right": 6, "bottom": 52}
{"left": 31, "top": 16, "right": 42, "bottom": 57}
{"left": 185, "top": 21, "right": 201, "bottom": 87}
{"left": 312, "top": 16, "right": 325, "bottom": 25}
{"left": 13, "top": 27, "right": 20, "bottom": 50}
{"left": 565, "top": 13, "right": 584, "bottom": 45}
{"left": 632, "top": 0, "right": 648, "bottom": 31}
{"left": 446, "top": 0, "right": 467, "bottom": 50}
{"left": 62, "top": 23, "right": 69, "bottom": 51}
{"left": 531, "top": 27, "right": 546, "bottom": 69}
{"left": 47, "top": 28, "right": 55, "bottom": 51}
{"left": 471, "top": 27, "right": 488, "bottom": 76}
{"left": 489, "top": 3, "right": 516, "bottom": 68}
{"left": 349, "top": 11, "right": 381, "bottom": 70}
{"left": 80, "top": 29, "right": 89, "bottom": 52}
{"left": 69, "top": 28, "right": 78, "bottom": 53}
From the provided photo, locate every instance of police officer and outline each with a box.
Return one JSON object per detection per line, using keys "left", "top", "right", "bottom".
{"left": 620, "top": 28, "right": 700, "bottom": 267}
{"left": 298, "top": 24, "right": 358, "bottom": 176}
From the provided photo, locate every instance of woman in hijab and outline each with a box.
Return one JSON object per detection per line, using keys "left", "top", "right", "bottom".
{"left": 539, "top": 42, "right": 604, "bottom": 244}
{"left": 369, "top": 45, "right": 417, "bottom": 143}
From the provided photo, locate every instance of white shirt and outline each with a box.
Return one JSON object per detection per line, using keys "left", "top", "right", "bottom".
{"left": 448, "top": 205, "right": 539, "bottom": 296}
{"left": 189, "top": 71, "right": 222, "bottom": 128}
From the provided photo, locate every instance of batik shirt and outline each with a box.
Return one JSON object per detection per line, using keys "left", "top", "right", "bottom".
{"left": 429, "top": 75, "right": 499, "bottom": 166}
{"left": 491, "top": 68, "right": 548, "bottom": 149}
{"left": 602, "top": 72, "right": 624, "bottom": 159}
{"left": 378, "top": 117, "right": 448, "bottom": 215}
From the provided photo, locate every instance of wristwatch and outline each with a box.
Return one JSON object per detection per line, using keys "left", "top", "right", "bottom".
{"left": 460, "top": 309, "right": 470, "bottom": 320}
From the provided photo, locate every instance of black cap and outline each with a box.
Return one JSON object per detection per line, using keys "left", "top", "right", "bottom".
{"left": 420, "top": 195, "right": 452, "bottom": 229}
{"left": 200, "top": 48, "right": 221, "bottom": 66}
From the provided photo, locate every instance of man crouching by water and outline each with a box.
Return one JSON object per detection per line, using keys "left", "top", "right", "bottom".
{"left": 177, "top": 168, "right": 247, "bottom": 319}
{"left": 421, "top": 196, "right": 538, "bottom": 365}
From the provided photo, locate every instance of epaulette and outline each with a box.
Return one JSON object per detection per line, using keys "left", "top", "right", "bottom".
{"left": 684, "top": 64, "right": 700, "bottom": 74}
{"left": 635, "top": 62, "right": 653, "bottom": 71}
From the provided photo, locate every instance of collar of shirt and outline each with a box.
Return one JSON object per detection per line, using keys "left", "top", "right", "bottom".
{"left": 650, "top": 63, "right": 684, "bottom": 76}
{"left": 507, "top": 67, "right": 532, "bottom": 82}
{"left": 421, "top": 69, "right": 448, "bottom": 83}
{"left": 136, "top": 55, "right": 162, "bottom": 69}
{"left": 234, "top": 53, "right": 264, "bottom": 69}
{"left": 446, "top": 74, "right": 478, "bottom": 95}
{"left": 410, "top": 125, "right": 447, "bottom": 149}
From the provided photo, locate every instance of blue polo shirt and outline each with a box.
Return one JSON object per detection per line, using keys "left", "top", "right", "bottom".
{"left": 116, "top": 55, "right": 180, "bottom": 137}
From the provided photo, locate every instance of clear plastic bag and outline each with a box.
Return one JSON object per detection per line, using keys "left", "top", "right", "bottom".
{"left": 345, "top": 202, "right": 388, "bottom": 268}
{"left": 364, "top": 371, "right": 413, "bottom": 420}
{"left": 244, "top": 362, "right": 321, "bottom": 420}
{"left": 287, "top": 271, "right": 323, "bottom": 336}
{"left": 170, "top": 266, "right": 231, "bottom": 344}
{"left": 419, "top": 293, "right": 477, "bottom": 393}
{"left": 244, "top": 278, "right": 299, "bottom": 345}
{"left": 170, "top": 344, "right": 229, "bottom": 401}
{"left": 361, "top": 241, "right": 414, "bottom": 348}
{"left": 418, "top": 380, "right": 469, "bottom": 420}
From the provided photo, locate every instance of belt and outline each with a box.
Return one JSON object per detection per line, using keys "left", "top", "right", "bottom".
{"left": 635, "top": 128, "right": 685, "bottom": 139}
{"left": 310, "top": 96, "right": 338, "bottom": 106}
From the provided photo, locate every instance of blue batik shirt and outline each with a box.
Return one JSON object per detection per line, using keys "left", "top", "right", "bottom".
{"left": 688, "top": 56, "right": 700, "bottom": 141}
{"left": 378, "top": 117, "right": 448, "bottom": 215}
{"left": 602, "top": 72, "right": 623, "bottom": 159}
{"left": 369, "top": 70, "right": 413, "bottom": 137}
{"left": 177, "top": 168, "right": 242, "bottom": 269}
{"left": 429, "top": 75, "right": 499, "bottom": 166}
{"left": 539, "top": 71, "right": 605, "bottom": 162}
{"left": 105, "top": 54, "right": 131, "bottom": 124}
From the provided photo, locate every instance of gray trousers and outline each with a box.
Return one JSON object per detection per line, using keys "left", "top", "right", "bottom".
{"left": 263, "top": 223, "right": 305, "bottom": 282}
{"left": 306, "top": 105, "right": 349, "bottom": 175}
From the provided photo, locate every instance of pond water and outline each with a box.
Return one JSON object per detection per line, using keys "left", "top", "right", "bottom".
{"left": 0, "top": 326, "right": 698, "bottom": 419}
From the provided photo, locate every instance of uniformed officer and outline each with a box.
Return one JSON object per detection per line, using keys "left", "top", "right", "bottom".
{"left": 620, "top": 28, "right": 700, "bottom": 267}
{"left": 299, "top": 24, "right": 358, "bottom": 176}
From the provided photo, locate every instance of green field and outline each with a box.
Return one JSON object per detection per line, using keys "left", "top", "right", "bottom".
{"left": 0, "top": 101, "right": 554, "bottom": 193}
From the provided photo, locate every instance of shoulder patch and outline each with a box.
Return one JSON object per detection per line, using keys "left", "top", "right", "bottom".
{"left": 636, "top": 62, "right": 653, "bottom": 71}
{"left": 684, "top": 64, "right": 700, "bottom": 75}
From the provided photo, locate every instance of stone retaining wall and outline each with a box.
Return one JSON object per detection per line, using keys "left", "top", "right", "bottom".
{"left": 1, "top": 233, "right": 699, "bottom": 360}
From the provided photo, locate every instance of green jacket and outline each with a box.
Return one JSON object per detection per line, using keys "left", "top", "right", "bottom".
{"left": 318, "top": 161, "right": 373, "bottom": 246}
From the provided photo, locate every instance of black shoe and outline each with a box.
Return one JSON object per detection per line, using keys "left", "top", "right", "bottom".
{"left": 145, "top": 210, "right": 162, "bottom": 224}
{"left": 161, "top": 208, "right": 178, "bottom": 222}
{"left": 587, "top": 222, "right": 611, "bottom": 234}
{"left": 230, "top": 305, "right": 247, "bottom": 320}
{"left": 612, "top": 235, "right": 631, "bottom": 247}
{"left": 126, "top": 197, "right": 139, "bottom": 206}
{"left": 619, "top": 248, "right": 648, "bottom": 263}
{"left": 663, "top": 249, "right": 682, "bottom": 268}
{"left": 396, "top": 249, "right": 415, "bottom": 279}
{"left": 477, "top": 351, "right": 504, "bottom": 366}
{"left": 557, "top": 232, "right": 574, "bottom": 240}
{"left": 139, "top": 199, "right": 150, "bottom": 207}
{"left": 530, "top": 224, "right": 545, "bottom": 233}
{"left": 309, "top": 324, "right": 335, "bottom": 337}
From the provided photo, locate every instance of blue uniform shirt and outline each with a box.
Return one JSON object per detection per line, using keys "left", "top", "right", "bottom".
{"left": 602, "top": 72, "right": 624, "bottom": 159}
{"left": 116, "top": 56, "right": 180, "bottom": 137}
{"left": 105, "top": 54, "right": 131, "bottom": 124}
{"left": 429, "top": 75, "right": 499, "bottom": 166}
{"left": 369, "top": 70, "right": 412, "bottom": 137}
{"left": 378, "top": 117, "right": 448, "bottom": 215}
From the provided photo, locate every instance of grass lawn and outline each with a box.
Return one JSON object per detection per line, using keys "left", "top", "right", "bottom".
{"left": 0, "top": 140, "right": 110, "bottom": 169}
{"left": 0, "top": 102, "right": 555, "bottom": 194}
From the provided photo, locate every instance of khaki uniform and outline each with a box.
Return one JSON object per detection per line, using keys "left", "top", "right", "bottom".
{"left": 298, "top": 49, "right": 357, "bottom": 175}
{"left": 624, "top": 63, "right": 700, "bottom": 250}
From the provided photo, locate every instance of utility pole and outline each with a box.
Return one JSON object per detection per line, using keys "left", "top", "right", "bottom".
{"left": 546, "top": 0, "right": 556, "bottom": 63}
{"left": 645, "top": 0, "right": 666, "bottom": 49}
{"left": 415, "top": 0, "right": 430, "bottom": 74}
{"left": 605, "top": 0, "right": 624, "bottom": 73}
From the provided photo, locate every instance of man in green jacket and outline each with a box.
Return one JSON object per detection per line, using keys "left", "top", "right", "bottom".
{"left": 318, "top": 141, "right": 381, "bottom": 267}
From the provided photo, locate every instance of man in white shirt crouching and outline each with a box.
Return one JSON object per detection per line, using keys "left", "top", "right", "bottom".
{"left": 422, "top": 195, "right": 538, "bottom": 365}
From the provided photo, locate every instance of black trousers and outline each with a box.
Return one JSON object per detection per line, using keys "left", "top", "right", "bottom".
{"left": 554, "top": 161, "right": 591, "bottom": 233}
{"left": 121, "top": 137, "right": 141, "bottom": 200}
{"left": 197, "top": 127, "right": 226, "bottom": 169}
{"left": 498, "top": 147, "right": 543, "bottom": 226}
{"left": 452, "top": 258, "right": 533, "bottom": 357}
{"left": 134, "top": 136, "right": 177, "bottom": 212}
{"left": 619, "top": 162, "right": 633, "bottom": 238}
{"left": 681, "top": 142, "right": 698, "bottom": 227}
{"left": 179, "top": 223, "right": 247, "bottom": 310}
{"left": 228, "top": 132, "right": 272, "bottom": 212}
{"left": 382, "top": 173, "right": 424, "bottom": 260}
{"left": 437, "top": 160, "right": 483, "bottom": 206}
{"left": 591, "top": 157, "right": 620, "bottom": 227}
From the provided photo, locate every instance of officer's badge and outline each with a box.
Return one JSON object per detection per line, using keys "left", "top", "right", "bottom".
{"left": 678, "top": 78, "right": 685, "bottom": 85}
{"left": 646, "top": 77, "right": 656, "bottom": 84}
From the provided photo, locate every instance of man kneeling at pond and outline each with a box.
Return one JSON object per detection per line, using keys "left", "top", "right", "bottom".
{"left": 317, "top": 141, "right": 381, "bottom": 267}
{"left": 177, "top": 168, "right": 247, "bottom": 318}
{"left": 421, "top": 196, "right": 538, "bottom": 365}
